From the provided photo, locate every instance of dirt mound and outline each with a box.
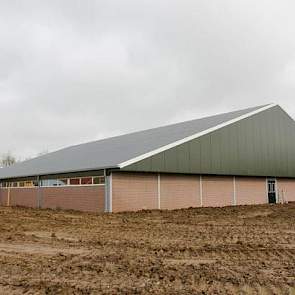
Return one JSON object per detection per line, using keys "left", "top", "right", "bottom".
{"left": 0, "top": 203, "right": 294, "bottom": 294}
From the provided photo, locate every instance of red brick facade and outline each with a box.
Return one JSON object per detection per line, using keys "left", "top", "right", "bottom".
{"left": 10, "top": 188, "right": 39, "bottom": 208}
{"left": 0, "top": 186, "right": 105, "bottom": 212}
{"left": 41, "top": 186, "right": 105, "bottom": 212}
{"left": 0, "top": 189, "right": 8, "bottom": 206}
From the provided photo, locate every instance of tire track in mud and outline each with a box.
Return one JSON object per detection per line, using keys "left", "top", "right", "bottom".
{"left": 0, "top": 203, "right": 294, "bottom": 294}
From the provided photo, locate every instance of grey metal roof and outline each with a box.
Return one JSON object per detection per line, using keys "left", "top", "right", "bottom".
{"left": 0, "top": 105, "right": 267, "bottom": 179}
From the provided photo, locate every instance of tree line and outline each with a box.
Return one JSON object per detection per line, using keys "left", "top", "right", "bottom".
{"left": 0, "top": 150, "right": 48, "bottom": 168}
{"left": 0, "top": 153, "right": 16, "bottom": 168}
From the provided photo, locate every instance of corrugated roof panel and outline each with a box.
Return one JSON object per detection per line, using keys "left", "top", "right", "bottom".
{"left": 0, "top": 104, "right": 268, "bottom": 179}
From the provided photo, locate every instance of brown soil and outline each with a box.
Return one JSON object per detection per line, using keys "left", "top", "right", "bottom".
{"left": 0, "top": 203, "right": 294, "bottom": 294}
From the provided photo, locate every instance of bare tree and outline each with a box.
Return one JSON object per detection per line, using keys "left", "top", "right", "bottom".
{"left": 0, "top": 153, "right": 16, "bottom": 167}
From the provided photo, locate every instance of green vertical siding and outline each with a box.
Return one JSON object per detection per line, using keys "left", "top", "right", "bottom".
{"left": 122, "top": 106, "right": 295, "bottom": 177}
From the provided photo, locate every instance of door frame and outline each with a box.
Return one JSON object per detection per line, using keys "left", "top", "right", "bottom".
{"left": 266, "top": 178, "right": 277, "bottom": 204}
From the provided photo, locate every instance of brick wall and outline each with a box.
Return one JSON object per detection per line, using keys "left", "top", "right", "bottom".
{"left": 0, "top": 189, "right": 8, "bottom": 206}
{"left": 112, "top": 172, "right": 158, "bottom": 212}
{"left": 0, "top": 186, "right": 104, "bottom": 212}
{"left": 235, "top": 177, "right": 267, "bottom": 205}
{"left": 40, "top": 186, "right": 105, "bottom": 212}
{"left": 160, "top": 174, "right": 200, "bottom": 209}
{"left": 10, "top": 188, "right": 38, "bottom": 208}
{"left": 201, "top": 176, "right": 234, "bottom": 207}
{"left": 277, "top": 178, "right": 295, "bottom": 202}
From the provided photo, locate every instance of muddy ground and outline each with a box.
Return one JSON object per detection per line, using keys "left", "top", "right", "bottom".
{"left": 0, "top": 203, "right": 294, "bottom": 294}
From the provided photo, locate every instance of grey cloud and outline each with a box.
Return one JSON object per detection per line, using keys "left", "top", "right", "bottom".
{"left": 0, "top": 0, "right": 295, "bottom": 160}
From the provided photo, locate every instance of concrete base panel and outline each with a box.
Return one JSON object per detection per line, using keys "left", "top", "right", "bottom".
{"left": 277, "top": 179, "right": 295, "bottom": 202}
{"left": 202, "top": 176, "right": 234, "bottom": 207}
{"left": 112, "top": 173, "right": 158, "bottom": 212}
{"left": 111, "top": 173, "right": 285, "bottom": 212}
{"left": 236, "top": 177, "right": 267, "bottom": 205}
{"left": 160, "top": 174, "right": 200, "bottom": 209}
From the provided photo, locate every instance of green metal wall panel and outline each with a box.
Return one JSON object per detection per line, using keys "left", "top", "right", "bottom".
{"left": 122, "top": 106, "right": 295, "bottom": 177}
{"left": 188, "top": 139, "right": 201, "bottom": 173}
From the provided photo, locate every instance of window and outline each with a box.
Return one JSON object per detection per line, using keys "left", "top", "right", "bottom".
{"left": 41, "top": 179, "right": 48, "bottom": 187}
{"left": 57, "top": 179, "right": 68, "bottom": 186}
{"left": 24, "top": 181, "right": 33, "bottom": 187}
{"left": 21, "top": 175, "right": 106, "bottom": 188}
{"left": 40, "top": 179, "right": 59, "bottom": 186}
{"left": 70, "top": 178, "right": 80, "bottom": 185}
{"left": 13, "top": 182, "right": 18, "bottom": 187}
{"left": 268, "top": 180, "right": 276, "bottom": 193}
{"left": 93, "top": 176, "right": 105, "bottom": 185}
{"left": 81, "top": 177, "right": 92, "bottom": 185}
{"left": 49, "top": 179, "right": 59, "bottom": 186}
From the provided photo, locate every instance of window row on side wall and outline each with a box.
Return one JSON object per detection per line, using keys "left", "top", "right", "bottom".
{"left": 0, "top": 176, "right": 105, "bottom": 188}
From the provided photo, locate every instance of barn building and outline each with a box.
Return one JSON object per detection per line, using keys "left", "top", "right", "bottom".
{"left": 1, "top": 103, "right": 295, "bottom": 213}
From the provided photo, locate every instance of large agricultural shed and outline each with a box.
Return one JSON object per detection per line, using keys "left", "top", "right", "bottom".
{"left": 1, "top": 103, "right": 295, "bottom": 213}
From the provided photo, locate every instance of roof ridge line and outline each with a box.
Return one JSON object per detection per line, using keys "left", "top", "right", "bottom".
{"left": 118, "top": 103, "right": 277, "bottom": 169}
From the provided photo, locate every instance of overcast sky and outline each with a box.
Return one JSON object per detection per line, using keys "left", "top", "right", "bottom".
{"left": 1, "top": 0, "right": 295, "bottom": 160}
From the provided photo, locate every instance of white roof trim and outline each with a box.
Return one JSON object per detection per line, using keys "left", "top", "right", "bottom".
{"left": 118, "top": 103, "right": 277, "bottom": 168}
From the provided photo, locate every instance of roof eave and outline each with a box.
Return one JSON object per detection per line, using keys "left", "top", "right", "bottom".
{"left": 0, "top": 165, "right": 120, "bottom": 181}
